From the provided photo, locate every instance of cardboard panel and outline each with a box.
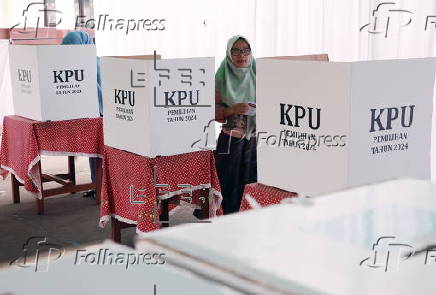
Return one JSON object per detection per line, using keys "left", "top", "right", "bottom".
{"left": 102, "top": 56, "right": 215, "bottom": 158}
{"left": 149, "top": 57, "right": 215, "bottom": 157}
{"left": 38, "top": 45, "right": 99, "bottom": 121}
{"left": 107, "top": 55, "right": 159, "bottom": 60}
{"left": 257, "top": 57, "right": 436, "bottom": 195}
{"left": 8, "top": 45, "right": 42, "bottom": 120}
{"left": 257, "top": 59, "right": 351, "bottom": 195}
{"left": 102, "top": 57, "right": 151, "bottom": 156}
{"left": 9, "top": 44, "right": 99, "bottom": 121}
{"left": 259, "top": 54, "right": 329, "bottom": 61}
{"left": 348, "top": 58, "right": 436, "bottom": 186}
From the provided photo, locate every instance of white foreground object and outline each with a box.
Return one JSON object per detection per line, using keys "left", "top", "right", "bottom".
{"left": 137, "top": 179, "right": 436, "bottom": 295}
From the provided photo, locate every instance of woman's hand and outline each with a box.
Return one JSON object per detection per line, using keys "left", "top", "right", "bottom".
{"left": 226, "top": 103, "right": 250, "bottom": 116}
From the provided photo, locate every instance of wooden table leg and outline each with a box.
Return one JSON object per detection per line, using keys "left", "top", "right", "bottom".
{"left": 36, "top": 198, "right": 44, "bottom": 215}
{"left": 159, "top": 198, "right": 170, "bottom": 228}
{"left": 68, "top": 156, "right": 76, "bottom": 195}
{"left": 111, "top": 218, "right": 121, "bottom": 243}
{"left": 37, "top": 162, "right": 45, "bottom": 215}
{"left": 200, "top": 189, "right": 210, "bottom": 219}
{"left": 94, "top": 158, "right": 102, "bottom": 205}
{"left": 11, "top": 174, "right": 20, "bottom": 204}
{"left": 68, "top": 156, "right": 76, "bottom": 185}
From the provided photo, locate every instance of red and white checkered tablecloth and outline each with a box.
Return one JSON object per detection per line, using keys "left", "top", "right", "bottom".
{"left": 0, "top": 115, "right": 104, "bottom": 198}
{"left": 240, "top": 183, "right": 297, "bottom": 211}
{"left": 99, "top": 146, "right": 223, "bottom": 234}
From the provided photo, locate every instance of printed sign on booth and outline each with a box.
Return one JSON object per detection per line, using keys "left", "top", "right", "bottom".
{"left": 257, "top": 57, "right": 436, "bottom": 195}
{"left": 102, "top": 54, "right": 215, "bottom": 158}
{"left": 9, "top": 44, "right": 99, "bottom": 121}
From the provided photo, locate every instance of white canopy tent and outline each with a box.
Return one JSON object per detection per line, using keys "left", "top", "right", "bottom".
{"left": 1, "top": 0, "right": 436, "bottom": 177}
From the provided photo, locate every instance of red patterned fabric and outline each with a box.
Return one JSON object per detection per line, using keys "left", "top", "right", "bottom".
{"left": 240, "top": 183, "right": 297, "bottom": 211}
{"left": 100, "top": 146, "right": 222, "bottom": 234}
{"left": 0, "top": 115, "right": 104, "bottom": 198}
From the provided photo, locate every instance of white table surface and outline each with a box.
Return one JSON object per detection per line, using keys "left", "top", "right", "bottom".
{"left": 137, "top": 179, "right": 436, "bottom": 295}
{"left": 0, "top": 240, "right": 240, "bottom": 295}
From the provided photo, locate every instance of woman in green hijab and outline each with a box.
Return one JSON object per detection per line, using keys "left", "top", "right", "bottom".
{"left": 215, "top": 35, "right": 257, "bottom": 214}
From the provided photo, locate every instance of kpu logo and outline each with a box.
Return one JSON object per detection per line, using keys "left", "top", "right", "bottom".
{"left": 370, "top": 105, "right": 414, "bottom": 132}
{"left": 114, "top": 89, "right": 135, "bottom": 107}
{"left": 280, "top": 103, "right": 321, "bottom": 130}
{"left": 53, "top": 70, "right": 84, "bottom": 83}
{"left": 17, "top": 69, "right": 31, "bottom": 83}
{"left": 164, "top": 90, "right": 200, "bottom": 106}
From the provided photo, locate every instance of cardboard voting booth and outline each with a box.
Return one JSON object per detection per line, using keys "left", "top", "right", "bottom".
{"left": 9, "top": 44, "right": 99, "bottom": 121}
{"left": 101, "top": 55, "right": 215, "bottom": 157}
{"left": 256, "top": 57, "right": 436, "bottom": 195}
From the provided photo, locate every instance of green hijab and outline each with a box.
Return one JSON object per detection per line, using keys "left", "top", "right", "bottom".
{"left": 215, "top": 35, "right": 256, "bottom": 139}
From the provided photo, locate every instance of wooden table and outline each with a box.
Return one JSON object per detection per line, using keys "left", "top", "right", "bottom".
{"left": 99, "top": 146, "right": 222, "bottom": 242}
{"left": 0, "top": 115, "right": 104, "bottom": 214}
{"left": 111, "top": 193, "right": 210, "bottom": 243}
{"left": 11, "top": 156, "right": 102, "bottom": 214}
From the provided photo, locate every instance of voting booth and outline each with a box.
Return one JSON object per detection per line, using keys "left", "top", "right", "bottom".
{"left": 9, "top": 45, "right": 99, "bottom": 121}
{"left": 101, "top": 55, "right": 215, "bottom": 157}
{"left": 256, "top": 57, "right": 436, "bottom": 195}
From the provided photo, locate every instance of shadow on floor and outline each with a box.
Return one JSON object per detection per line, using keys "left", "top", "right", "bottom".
{"left": 0, "top": 156, "right": 137, "bottom": 264}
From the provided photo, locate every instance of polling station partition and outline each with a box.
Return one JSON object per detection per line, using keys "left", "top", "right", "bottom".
{"left": 101, "top": 55, "right": 215, "bottom": 157}
{"left": 256, "top": 57, "right": 436, "bottom": 196}
{"left": 8, "top": 44, "right": 100, "bottom": 121}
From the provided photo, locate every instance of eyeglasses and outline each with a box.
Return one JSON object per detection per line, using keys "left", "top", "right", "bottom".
{"left": 230, "top": 48, "right": 251, "bottom": 56}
